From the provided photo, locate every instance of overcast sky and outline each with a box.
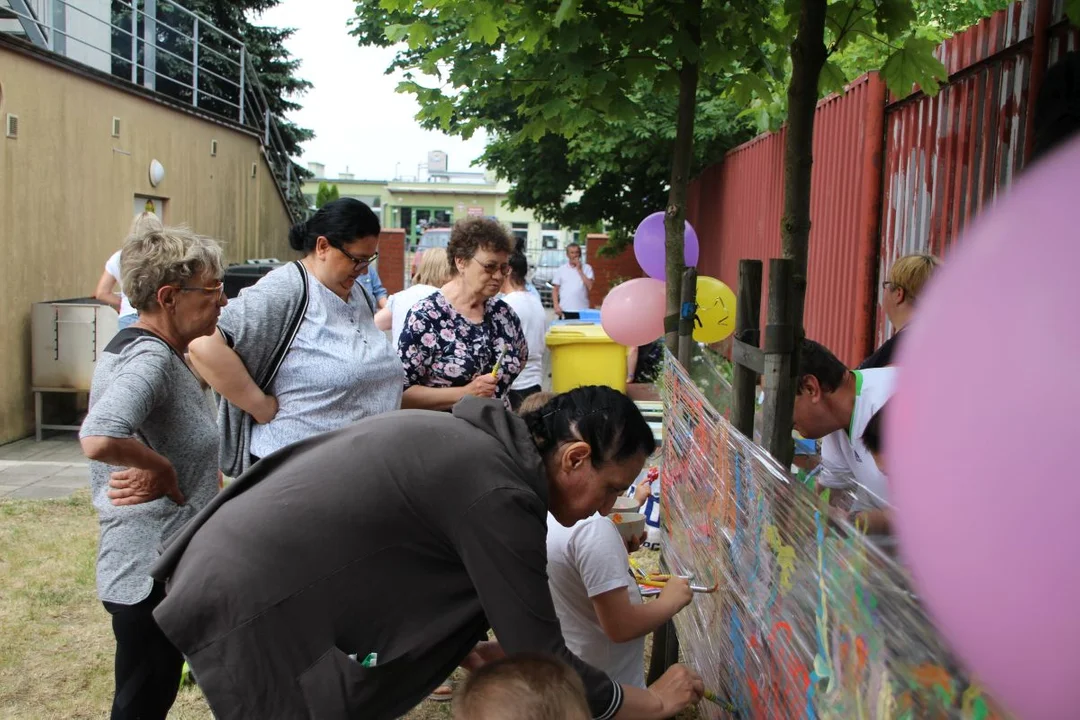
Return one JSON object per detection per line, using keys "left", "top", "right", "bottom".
{"left": 257, "top": 0, "right": 489, "bottom": 181}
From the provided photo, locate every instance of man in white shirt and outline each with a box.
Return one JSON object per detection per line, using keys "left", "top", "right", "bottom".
{"left": 552, "top": 243, "right": 595, "bottom": 319}
{"left": 791, "top": 339, "right": 896, "bottom": 538}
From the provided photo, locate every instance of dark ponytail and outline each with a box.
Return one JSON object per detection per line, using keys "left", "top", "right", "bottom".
{"left": 287, "top": 220, "right": 310, "bottom": 251}
{"left": 508, "top": 252, "right": 529, "bottom": 288}
{"left": 522, "top": 386, "right": 656, "bottom": 467}
{"left": 288, "top": 198, "right": 381, "bottom": 253}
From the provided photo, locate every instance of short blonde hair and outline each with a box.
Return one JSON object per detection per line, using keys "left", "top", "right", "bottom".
{"left": 517, "top": 391, "right": 556, "bottom": 416}
{"left": 121, "top": 227, "right": 224, "bottom": 311}
{"left": 888, "top": 253, "right": 940, "bottom": 302}
{"left": 453, "top": 654, "right": 590, "bottom": 720}
{"left": 415, "top": 247, "right": 450, "bottom": 286}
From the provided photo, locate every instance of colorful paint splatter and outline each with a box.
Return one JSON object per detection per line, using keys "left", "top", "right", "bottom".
{"left": 658, "top": 350, "right": 1007, "bottom": 719}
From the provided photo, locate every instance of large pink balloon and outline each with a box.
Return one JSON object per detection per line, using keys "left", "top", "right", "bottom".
{"left": 889, "top": 137, "right": 1080, "bottom": 720}
{"left": 633, "top": 212, "right": 700, "bottom": 280}
{"left": 601, "top": 277, "right": 666, "bottom": 348}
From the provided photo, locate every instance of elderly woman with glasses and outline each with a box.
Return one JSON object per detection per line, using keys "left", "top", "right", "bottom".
{"left": 399, "top": 217, "right": 528, "bottom": 412}
{"left": 188, "top": 198, "right": 403, "bottom": 478}
{"left": 80, "top": 226, "right": 227, "bottom": 719}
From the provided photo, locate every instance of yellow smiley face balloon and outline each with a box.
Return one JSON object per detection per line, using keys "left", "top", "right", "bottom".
{"left": 694, "top": 276, "right": 737, "bottom": 343}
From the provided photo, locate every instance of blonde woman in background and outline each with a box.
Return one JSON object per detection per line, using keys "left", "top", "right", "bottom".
{"left": 95, "top": 211, "right": 164, "bottom": 330}
{"left": 375, "top": 246, "right": 450, "bottom": 347}
{"left": 860, "top": 253, "right": 941, "bottom": 369}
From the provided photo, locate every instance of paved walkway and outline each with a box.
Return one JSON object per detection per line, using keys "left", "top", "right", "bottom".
{"left": 0, "top": 434, "right": 88, "bottom": 500}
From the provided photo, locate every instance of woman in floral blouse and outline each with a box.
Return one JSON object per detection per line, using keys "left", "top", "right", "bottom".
{"left": 399, "top": 217, "right": 528, "bottom": 411}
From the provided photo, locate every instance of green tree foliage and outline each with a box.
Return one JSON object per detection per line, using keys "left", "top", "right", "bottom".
{"left": 482, "top": 87, "right": 753, "bottom": 248}
{"left": 352, "top": 0, "right": 778, "bottom": 349}
{"left": 315, "top": 182, "right": 340, "bottom": 208}
{"left": 738, "top": 0, "right": 1009, "bottom": 131}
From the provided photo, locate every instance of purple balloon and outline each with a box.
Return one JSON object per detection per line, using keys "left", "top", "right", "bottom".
{"left": 633, "top": 212, "right": 700, "bottom": 280}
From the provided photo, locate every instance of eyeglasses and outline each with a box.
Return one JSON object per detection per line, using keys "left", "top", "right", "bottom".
{"left": 174, "top": 281, "right": 224, "bottom": 297}
{"left": 882, "top": 281, "right": 903, "bottom": 292}
{"left": 471, "top": 257, "right": 511, "bottom": 276}
{"left": 337, "top": 246, "right": 379, "bottom": 269}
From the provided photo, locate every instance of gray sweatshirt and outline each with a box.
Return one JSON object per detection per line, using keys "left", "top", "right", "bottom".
{"left": 215, "top": 261, "right": 308, "bottom": 477}
{"left": 151, "top": 397, "right": 622, "bottom": 720}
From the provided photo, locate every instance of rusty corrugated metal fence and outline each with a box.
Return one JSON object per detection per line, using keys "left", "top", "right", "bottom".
{"left": 689, "top": 74, "right": 886, "bottom": 367}
{"left": 687, "top": 0, "right": 1078, "bottom": 364}
{"left": 877, "top": 0, "right": 1078, "bottom": 342}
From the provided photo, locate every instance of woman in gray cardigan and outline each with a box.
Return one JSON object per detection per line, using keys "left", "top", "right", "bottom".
{"left": 151, "top": 387, "right": 704, "bottom": 720}
{"left": 188, "top": 198, "right": 403, "bottom": 477}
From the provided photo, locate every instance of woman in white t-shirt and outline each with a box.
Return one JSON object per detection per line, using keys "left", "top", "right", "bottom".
{"left": 500, "top": 252, "right": 548, "bottom": 410}
{"left": 374, "top": 247, "right": 449, "bottom": 347}
{"left": 94, "top": 212, "right": 163, "bottom": 329}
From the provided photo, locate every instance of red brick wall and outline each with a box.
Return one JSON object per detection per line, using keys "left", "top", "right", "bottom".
{"left": 378, "top": 229, "right": 406, "bottom": 295}
{"left": 586, "top": 233, "right": 644, "bottom": 308}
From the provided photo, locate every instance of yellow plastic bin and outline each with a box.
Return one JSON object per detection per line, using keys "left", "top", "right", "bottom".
{"left": 546, "top": 323, "right": 628, "bottom": 394}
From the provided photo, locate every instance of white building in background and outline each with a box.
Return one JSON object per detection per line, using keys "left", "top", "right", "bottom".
{"left": 303, "top": 154, "right": 586, "bottom": 254}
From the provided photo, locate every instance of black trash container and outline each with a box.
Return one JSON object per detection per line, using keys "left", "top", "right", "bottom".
{"left": 223, "top": 262, "right": 282, "bottom": 299}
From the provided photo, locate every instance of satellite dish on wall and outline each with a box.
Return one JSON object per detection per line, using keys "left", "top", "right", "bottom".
{"left": 149, "top": 159, "right": 165, "bottom": 187}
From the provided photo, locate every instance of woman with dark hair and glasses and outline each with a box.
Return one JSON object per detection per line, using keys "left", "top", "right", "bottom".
{"left": 189, "top": 198, "right": 403, "bottom": 477}
{"left": 151, "top": 386, "right": 704, "bottom": 720}
{"left": 398, "top": 217, "right": 528, "bottom": 411}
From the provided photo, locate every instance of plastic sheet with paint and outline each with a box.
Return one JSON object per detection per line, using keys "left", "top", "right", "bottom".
{"left": 657, "top": 347, "right": 1007, "bottom": 719}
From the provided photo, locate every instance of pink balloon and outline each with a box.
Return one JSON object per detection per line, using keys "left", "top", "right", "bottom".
{"left": 633, "top": 212, "right": 700, "bottom": 280}
{"left": 600, "top": 278, "right": 666, "bottom": 347}
{"left": 889, "top": 137, "right": 1080, "bottom": 720}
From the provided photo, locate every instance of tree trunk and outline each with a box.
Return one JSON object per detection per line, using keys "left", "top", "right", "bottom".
{"left": 758, "top": 0, "right": 827, "bottom": 468}
{"left": 663, "top": 0, "right": 702, "bottom": 355}
{"left": 781, "top": 0, "right": 828, "bottom": 342}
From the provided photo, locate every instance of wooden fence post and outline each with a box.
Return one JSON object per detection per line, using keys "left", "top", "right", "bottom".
{"left": 761, "top": 258, "right": 796, "bottom": 468}
{"left": 677, "top": 266, "right": 698, "bottom": 369}
{"left": 731, "top": 260, "right": 763, "bottom": 439}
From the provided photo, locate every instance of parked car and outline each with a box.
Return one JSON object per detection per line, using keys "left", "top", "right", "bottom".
{"left": 410, "top": 226, "right": 451, "bottom": 279}
{"left": 530, "top": 249, "right": 564, "bottom": 307}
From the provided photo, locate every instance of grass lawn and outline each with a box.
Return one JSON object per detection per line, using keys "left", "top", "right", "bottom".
{"left": 0, "top": 492, "right": 698, "bottom": 719}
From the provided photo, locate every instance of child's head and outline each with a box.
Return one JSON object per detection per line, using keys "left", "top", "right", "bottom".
{"left": 517, "top": 391, "right": 556, "bottom": 416}
{"left": 862, "top": 402, "right": 887, "bottom": 472}
{"left": 453, "top": 653, "right": 590, "bottom": 720}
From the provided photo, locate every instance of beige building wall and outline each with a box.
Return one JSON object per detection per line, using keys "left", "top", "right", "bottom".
{"left": 0, "top": 43, "right": 296, "bottom": 442}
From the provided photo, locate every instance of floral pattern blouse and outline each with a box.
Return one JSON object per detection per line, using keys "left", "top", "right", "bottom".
{"left": 399, "top": 292, "right": 529, "bottom": 398}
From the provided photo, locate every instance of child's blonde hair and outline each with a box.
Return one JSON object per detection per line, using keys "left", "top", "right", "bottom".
{"left": 453, "top": 653, "right": 590, "bottom": 720}
{"left": 887, "top": 253, "right": 940, "bottom": 303}
{"left": 517, "top": 391, "right": 556, "bottom": 416}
